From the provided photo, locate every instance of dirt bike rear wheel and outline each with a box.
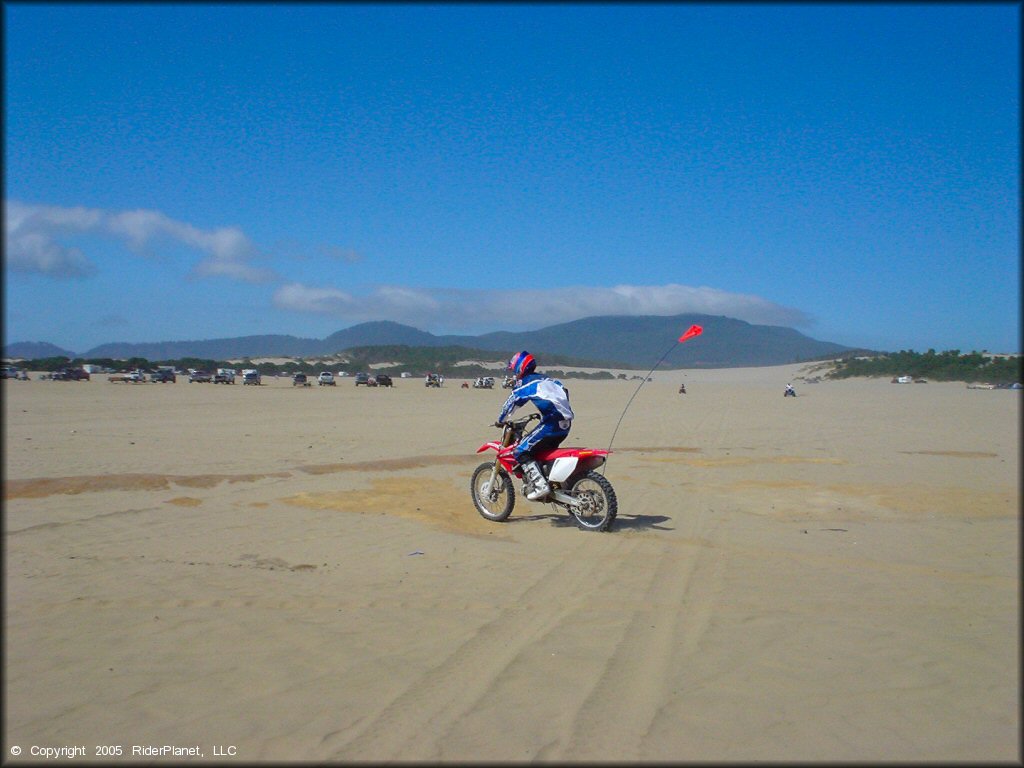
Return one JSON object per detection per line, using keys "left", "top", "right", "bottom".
{"left": 566, "top": 470, "right": 617, "bottom": 531}
{"left": 470, "top": 462, "right": 515, "bottom": 522}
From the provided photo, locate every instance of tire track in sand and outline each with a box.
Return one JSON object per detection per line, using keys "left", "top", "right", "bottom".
{"left": 318, "top": 533, "right": 633, "bottom": 761}
{"left": 548, "top": 518, "right": 726, "bottom": 760}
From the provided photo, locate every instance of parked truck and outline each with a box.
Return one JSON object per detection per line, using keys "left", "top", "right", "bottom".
{"left": 242, "top": 369, "right": 261, "bottom": 385}
{"left": 213, "top": 368, "right": 237, "bottom": 384}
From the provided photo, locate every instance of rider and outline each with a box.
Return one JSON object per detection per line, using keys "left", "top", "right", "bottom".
{"left": 496, "top": 351, "right": 574, "bottom": 500}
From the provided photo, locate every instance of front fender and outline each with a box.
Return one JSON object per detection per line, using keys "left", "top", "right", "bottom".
{"left": 477, "top": 441, "right": 503, "bottom": 454}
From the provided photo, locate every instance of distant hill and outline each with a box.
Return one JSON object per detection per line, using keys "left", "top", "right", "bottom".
{"left": 2, "top": 341, "right": 77, "bottom": 360}
{"left": 462, "top": 314, "right": 854, "bottom": 368}
{"left": 83, "top": 334, "right": 325, "bottom": 361}
{"left": 323, "top": 321, "right": 440, "bottom": 350}
{"left": 4, "top": 314, "right": 857, "bottom": 368}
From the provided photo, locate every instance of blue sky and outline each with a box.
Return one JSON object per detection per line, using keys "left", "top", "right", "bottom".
{"left": 4, "top": 3, "right": 1020, "bottom": 355}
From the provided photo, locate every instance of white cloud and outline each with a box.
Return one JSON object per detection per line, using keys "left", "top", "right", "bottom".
{"left": 6, "top": 200, "right": 815, "bottom": 334}
{"left": 4, "top": 202, "right": 99, "bottom": 278}
{"left": 4, "top": 200, "right": 277, "bottom": 283}
{"left": 5, "top": 231, "right": 97, "bottom": 278}
{"left": 192, "top": 258, "right": 278, "bottom": 283}
{"left": 273, "top": 281, "right": 813, "bottom": 332}
{"left": 273, "top": 283, "right": 356, "bottom": 314}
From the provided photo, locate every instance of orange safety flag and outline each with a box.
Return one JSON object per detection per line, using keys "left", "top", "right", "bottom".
{"left": 678, "top": 324, "right": 703, "bottom": 343}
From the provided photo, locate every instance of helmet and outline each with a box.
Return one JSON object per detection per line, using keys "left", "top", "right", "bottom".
{"left": 507, "top": 351, "right": 536, "bottom": 380}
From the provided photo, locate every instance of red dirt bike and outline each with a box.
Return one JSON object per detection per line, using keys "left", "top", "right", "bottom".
{"left": 470, "top": 413, "right": 618, "bottom": 531}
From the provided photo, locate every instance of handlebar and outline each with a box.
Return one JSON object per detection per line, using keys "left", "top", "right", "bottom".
{"left": 493, "top": 413, "right": 540, "bottom": 429}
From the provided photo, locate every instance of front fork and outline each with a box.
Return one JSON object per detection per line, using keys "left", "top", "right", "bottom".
{"left": 482, "top": 456, "right": 502, "bottom": 498}
{"left": 482, "top": 425, "right": 516, "bottom": 498}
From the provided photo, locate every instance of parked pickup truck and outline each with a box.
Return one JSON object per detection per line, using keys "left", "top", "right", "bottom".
{"left": 150, "top": 369, "right": 176, "bottom": 383}
{"left": 242, "top": 369, "right": 261, "bottom": 385}
{"left": 213, "top": 368, "right": 237, "bottom": 384}
{"left": 53, "top": 367, "right": 91, "bottom": 381}
{"left": 189, "top": 370, "right": 212, "bottom": 383}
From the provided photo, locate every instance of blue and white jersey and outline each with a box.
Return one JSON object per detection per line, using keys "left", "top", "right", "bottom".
{"left": 498, "top": 372, "right": 574, "bottom": 428}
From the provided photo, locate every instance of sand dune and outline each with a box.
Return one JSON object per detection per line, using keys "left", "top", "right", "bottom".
{"left": 3, "top": 365, "right": 1019, "bottom": 761}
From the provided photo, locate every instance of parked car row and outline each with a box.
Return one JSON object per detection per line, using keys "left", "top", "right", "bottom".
{"left": 1, "top": 365, "right": 30, "bottom": 379}
{"left": 50, "top": 368, "right": 91, "bottom": 381}
{"left": 352, "top": 372, "right": 393, "bottom": 387}
{"left": 108, "top": 369, "right": 165, "bottom": 383}
{"left": 7, "top": 366, "right": 417, "bottom": 387}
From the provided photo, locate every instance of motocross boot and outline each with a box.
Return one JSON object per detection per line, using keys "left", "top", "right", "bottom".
{"left": 521, "top": 460, "right": 551, "bottom": 501}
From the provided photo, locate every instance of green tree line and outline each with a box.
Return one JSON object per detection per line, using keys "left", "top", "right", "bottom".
{"left": 827, "top": 350, "right": 1021, "bottom": 385}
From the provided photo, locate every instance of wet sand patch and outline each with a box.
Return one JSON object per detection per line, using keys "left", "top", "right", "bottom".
{"left": 3, "top": 455, "right": 476, "bottom": 501}
{"left": 295, "top": 454, "right": 474, "bottom": 475}
{"left": 641, "top": 454, "right": 846, "bottom": 467}
{"left": 238, "top": 554, "right": 319, "bottom": 572}
{"left": 898, "top": 450, "right": 999, "bottom": 459}
{"left": 720, "top": 479, "right": 1016, "bottom": 520}
{"left": 733, "top": 479, "right": 817, "bottom": 490}
{"left": 3, "top": 471, "right": 292, "bottom": 500}
{"left": 282, "top": 476, "right": 505, "bottom": 538}
{"left": 616, "top": 446, "right": 701, "bottom": 453}
{"left": 824, "top": 483, "right": 1016, "bottom": 519}
{"left": 165, "top": 497, "right": 202, "bottom": 507}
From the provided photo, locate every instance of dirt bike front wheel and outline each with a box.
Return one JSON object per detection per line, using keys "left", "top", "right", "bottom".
{"left": 566, "top": 470, "right": 617, "bottom": 531}
{"left": 470, "top": 462, "right": 515, "bottom": 522}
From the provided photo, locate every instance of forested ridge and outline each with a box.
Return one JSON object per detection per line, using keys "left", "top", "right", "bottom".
{"left": 827, "top": 350, "right": 1021, "bottom": 385}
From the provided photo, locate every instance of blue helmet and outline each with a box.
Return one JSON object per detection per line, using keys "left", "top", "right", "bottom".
{"left": 507, "top": 351, "right": 536, "bottom": 379}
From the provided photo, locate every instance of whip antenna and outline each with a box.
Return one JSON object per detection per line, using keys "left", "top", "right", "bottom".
{"left": 605, "top": 324, "right": 703, "bottom": 456}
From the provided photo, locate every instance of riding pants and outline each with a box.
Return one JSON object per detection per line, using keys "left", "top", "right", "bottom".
{"left": 514, "top": 419, "right": 571, "bottom": 463}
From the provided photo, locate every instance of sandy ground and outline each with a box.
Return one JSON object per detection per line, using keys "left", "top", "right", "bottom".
{"left": 3, "top": 364, "right": 1019, "bottom": 762}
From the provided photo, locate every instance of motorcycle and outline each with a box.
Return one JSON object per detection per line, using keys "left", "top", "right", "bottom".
{"left": 470, "top": 413, "right": 618, "bottom": 531}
